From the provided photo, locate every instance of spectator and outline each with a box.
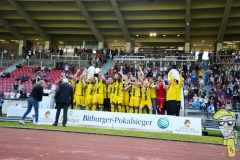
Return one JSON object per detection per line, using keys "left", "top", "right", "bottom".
{"left": 98, "top": 52, "right": 103, "bottom": 63}
{"left": 3, "top": 49, "right": 8, "bottom": 59}
{"left": 16, "top": 63, "right": 22, "bottom": 69}
{"left": 16, "top": 91, "right": 21, "bottom": 99}
{"left": 6, "top": 72, "right": 10, "bottom": 78}
{"left": 20, "top": 75, "right": 29, "bottom": 83}
{"left": 1, "top": 72, "right": 7, "bottom": 78}
{"left": 20, "top": 90, "right": 27, "bottom": 100}
{"left": 207, "top": 101, "right": 215, "bottom": 114}
{"left": 9, "top": 91, "right": 15, "bottom": 100}
{"left": 4, "top": 90, "right": 10, "bottom": 100}
{"left": 47, "top": 65, "right": 52, "bottom": 72}
{"left": 44, "top": 76, "right": 51, "bottom": 82}
{"left": 70, "top": 64, "right": 75, "bottom": 74}
{"left": 0, "top": 91, "right": 4, "bottom": 98}
{"left": 13, "top": 82, "right": 19, "bottom": 92}
{"left": 65, "top": 64, "right": 69, "bottom": 74}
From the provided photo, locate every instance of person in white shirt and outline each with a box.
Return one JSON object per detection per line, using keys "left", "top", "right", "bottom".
{"left": 10, "top": 91, "right": 15, "bottom": 100}
{"left": 65, "top": 64, "right": 69, "bottom": 74}
{"left": 193, "top": 94, "right": 198, "bottom": 102}
{"left": 198, "top": 77, "right": 204, "bottom": 89}
{"left": 4, "top": 91, "right": 10, "bottom": 100}
{"left": 16, "top": 91, "right": 21, "bottom": 99}
{"left": 207, "top": 102, "right": 215, "bottom": 114}
{"left": 159, "top": 66, "right": 164, "bottom": 72}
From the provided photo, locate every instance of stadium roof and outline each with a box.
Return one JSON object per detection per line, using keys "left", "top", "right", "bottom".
{"left": 0, "top": 0, "right": 239, "bottom": 48}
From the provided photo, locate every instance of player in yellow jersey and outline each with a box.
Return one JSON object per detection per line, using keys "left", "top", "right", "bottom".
{"left": 103, "top": 78, "right": 112, "bottom": 111}
{"left": 92, "top": 73, "right": 105, "bottom": 111}
{"left": 110, "top": 74, "right": 118, "bottom": 112}
{"left": 129, "top": 77, "right": 141, "bottom": 113}
{"left": 85, "top": 77, "right": 95, "bottom": 110}
{"left": 113, "top": 74, "right": 125, "bottom": 112}
{"left": 122, "top": 75, "right": 131, "bottom": 113}
{"left": 149, "top": 77, "right": 157, "bottom": 114}
{"left": 139, "top": 80, "right": 152, "bottom": 114}
{"left": 74, "top": 75, "right": 86, "bottom": 110}
{"left": 166, "top": 72, "right": 176, "bottom": 115}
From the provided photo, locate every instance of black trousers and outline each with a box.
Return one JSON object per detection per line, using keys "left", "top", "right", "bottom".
{"left": 104, "top": 98, "right": 111, "bottom": 111}
{"left": 166, "top": 100, "right": 176, "bottom": 116}
{"left": 54, "top": 103, "right": 68, "bottom": 126}
{"left": 175, "top": 101, "right": 181, "bottom": 116}
{"left": 0, "top": 107, "right": 2, "bottom": 116}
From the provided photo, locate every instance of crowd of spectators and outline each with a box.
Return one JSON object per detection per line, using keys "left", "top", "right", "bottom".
{"left": 0, "top": 83, "right": 29, "bottom": 101}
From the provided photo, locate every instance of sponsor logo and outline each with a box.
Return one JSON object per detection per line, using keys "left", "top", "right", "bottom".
{"left": 45, "top": 111, "right": 50, "bottom": 118}
{"left": 184, "top": 119, "right": 191, "bottom": 127}
{"left": 157, "top": 118, "right": 169, "bottom": 129}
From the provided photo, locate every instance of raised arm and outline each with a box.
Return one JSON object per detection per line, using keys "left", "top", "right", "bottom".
{"left": 169, "top": 72, "right": 175, "bottom": 86}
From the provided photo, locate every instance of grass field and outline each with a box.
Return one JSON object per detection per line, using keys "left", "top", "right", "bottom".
{"left": 0, "top": 121, "right": 225, "bottom": 144}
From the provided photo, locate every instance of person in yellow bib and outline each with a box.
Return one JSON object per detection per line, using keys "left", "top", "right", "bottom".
{"left": 139, "top": 81, "right": 152, "bottom": 114}
{"left": 110, "top": 74, "right": 117, "bottom": 112}
{"left": 113, "top": 74, "right": 125, "bottom": 112}
{"left": 166, "top": 72, "right": 176, "bottom": 115}
{"left": 103, "top": 78, "right": 112, "bottom": 111}
{"left": 85, "top": 77, "right": 95, "bottom": 110}
{"left": 123, "top": 75, "right": 131, "bottom": 113}
{"left": 149, "top": 77, "right": 157, "bottom": 114}
{"left": 92, "top": 73, "right": 105, "bottom": 111}
{"left": 74, "top": 76, "right": 86, "bottom": 110}
{"left": 129, "top": 77, "right": 141, "bottom": 113}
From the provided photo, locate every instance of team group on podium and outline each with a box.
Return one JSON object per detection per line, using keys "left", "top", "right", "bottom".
{"left": 69, "top": 66, "right": 183, "bottom": 116}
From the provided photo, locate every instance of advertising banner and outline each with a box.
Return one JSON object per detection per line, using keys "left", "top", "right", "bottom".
{"left": 112, "top": 113, "right": 173, "bottom": 132}
{"left": 79, "top": 110, "right": 114, "bottom": 128}
{"left": 172, "top": 116, "right": 202, "bottom": 136}
{"left": 37, "top": 109, "right": 202, "bottom": 136}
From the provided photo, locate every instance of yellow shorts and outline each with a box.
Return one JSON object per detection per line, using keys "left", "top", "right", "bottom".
{"left": 73, "top": 95, "right": 76, "bottom": 103}
{"left": 75, "top": 95, "right": 85, "bottom": 106}
{"left": 86, "top": 95, "right": 93, "bottom": 105}
{"left": 110, "top": 94, "right": 115, "bottom": 103}
{"left": 129, "top": 96, "right": 140, "bottom": 107}
{"left": 93, "top": 94, "right": 104, "bottom": 104}
{"left": 123, "top": 95, "right": 130, "bottom": 106}
{"left": 113, "top": 96, "right": 123, "bottom": 104}
{"left": 140, "top": 100, "right": 152, "bottom": 108}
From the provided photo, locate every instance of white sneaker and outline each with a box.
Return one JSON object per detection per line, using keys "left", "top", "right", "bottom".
{"left": 19, "top": 120, "right": 25, "bottom": 125}
{"left": 34, "top": 122, "right": 41, "bottom": 125}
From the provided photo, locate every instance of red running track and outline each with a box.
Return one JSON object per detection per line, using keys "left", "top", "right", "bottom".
{"left": 0, "top": 128, "right": 239, "bottom": 160}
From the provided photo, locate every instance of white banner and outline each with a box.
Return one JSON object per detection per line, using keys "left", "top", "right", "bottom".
{"left": 37, "top": 109, "right": 201, "bottom": 136}
{"left": 79, "top": 110, "right": 114, "bottom": 128}
{"left": 38, "top": 109, "right": 58, "bottom": 124}
{"left": 172, "top": 116, "right": 202, "bottom": 136}
{"left": 112, "top": 113, "right": 173, "bottom": 132}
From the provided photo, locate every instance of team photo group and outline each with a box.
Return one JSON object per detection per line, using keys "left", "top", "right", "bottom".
{"left": 71, "top": 64, "right": 183, "bottom": 116}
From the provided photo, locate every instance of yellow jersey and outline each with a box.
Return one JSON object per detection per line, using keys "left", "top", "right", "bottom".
{"left": 166, "top": 73, "right": 176, "bottom": 101}
{"left": 86, "top": 83, "right": 95, "bottom": 96}
{"left": 74, "top": 80, "right": 85, "bottom": 96}
{"left": 198, "top": 70, "right": 203, "bottom": 77}
{"left": 115, "top": 80, "right": 124, "bottom": 97}
{"left": 104, "top": 84, "right": 112, "bottom": 98}
{"left": 131, "top": 85, "right": 140, "bottom": 97}
{"left": 150, "top": 82, "right": 156, "bottom": 98}
{"left": 94, "top": 80, "right": 104, "bottom": 94}
{"left": 124, "top": 82, "right": 130, "bottom": 97}
{"left": 141, "top": 86, "right": 151, "bottom": 101}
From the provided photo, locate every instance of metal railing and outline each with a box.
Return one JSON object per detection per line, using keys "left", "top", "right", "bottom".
{"left": 113, "top": 58, "right": 197, "bottom": 68}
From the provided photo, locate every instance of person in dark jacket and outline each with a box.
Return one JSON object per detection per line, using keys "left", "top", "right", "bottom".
{"left": 53, "top": 78, "right": 73, "bottom": 127}
{"left": 19, "top": 80, "right": 52, "bottom": 125}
